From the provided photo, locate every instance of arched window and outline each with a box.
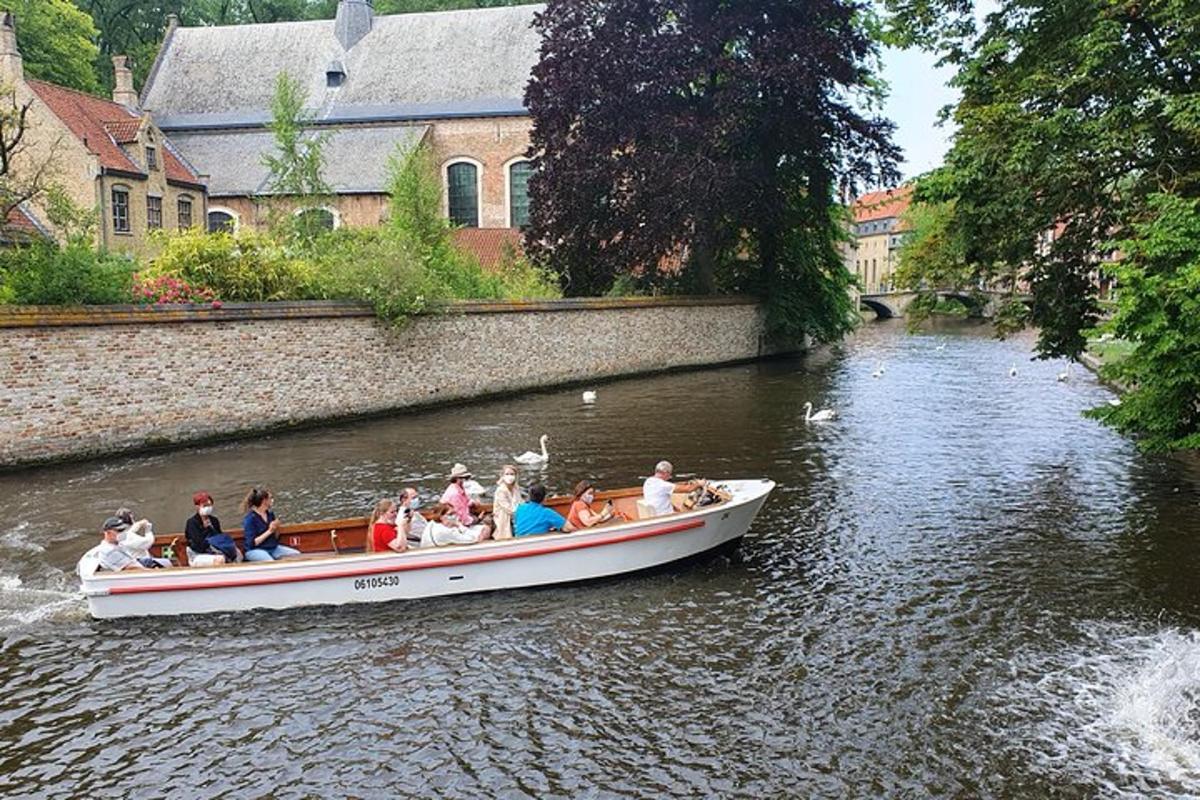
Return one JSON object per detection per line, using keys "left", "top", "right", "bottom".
{"left": 507, "top": 159, "right": 533, "bottom": 228}
{"left": 207, "top": 207, "right": 238, "bottom": 233}
{"left": 293, "top": 206, "right": 339, "bottom": 232}
{"left": 445, "top": 160, "right": 480, "bottom": 227}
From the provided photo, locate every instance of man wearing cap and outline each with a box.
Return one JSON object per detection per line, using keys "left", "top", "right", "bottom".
{"left": 441, "top": 464, "right": 493, "bottom": 539}
{"left": 113, "top": 506, "right": 157, "bottom": 562}
{"left": 96, "top": 518, "right": 152, "bottom": 572}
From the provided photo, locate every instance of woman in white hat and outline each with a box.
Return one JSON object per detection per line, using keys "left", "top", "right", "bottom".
{"left": 440, "top": 463, "right": 493, "bottom": 539}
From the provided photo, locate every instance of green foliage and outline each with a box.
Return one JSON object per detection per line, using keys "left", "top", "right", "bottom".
{"left": 1, "top": 0, "right": 99, "bottom": 93}
{"left": 0, "top": 239, "right": 134, "bottom": 304}
{"left": 1085, "top": 195, "right": 1200, "bottom": 451}
{"left": 261, "top": 72, "right": 333, "bottom": 241}
{"left": 145, "top": 227, "right": 315, "bottom": 301}
{"left": 894, "top": 198, "right": 972, "bottom": 291}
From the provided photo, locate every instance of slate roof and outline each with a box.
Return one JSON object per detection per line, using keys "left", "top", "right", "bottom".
{"left": 168, "top": 124, "right": 429, "bottom": 196}
{"left": 853, "top": 186, "right": 913, "bottom": 223}
{"left": 142, "top": 5, "right": 543, "bottom": 126}
{"left": 27, "top": 79, "right": 203, "bottom": 186}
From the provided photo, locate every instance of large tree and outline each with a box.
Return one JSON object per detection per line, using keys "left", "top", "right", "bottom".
{"left": 1, "top": 0, "right": 99, "bottom": 93}
{"left": 885, "top": 0, "right": 1200, "bottom": 446}
{"left": 524, "top": 0, "right": 897, "bottom": 340}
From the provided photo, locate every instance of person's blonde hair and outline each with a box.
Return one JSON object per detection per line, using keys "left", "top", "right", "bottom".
{"left": 365, "top": 498, "right": 396, "bottom": 553}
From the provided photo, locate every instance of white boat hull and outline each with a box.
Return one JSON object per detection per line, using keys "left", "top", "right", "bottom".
{"left": 82, "top": 479, "right": 775, "bottom": 619}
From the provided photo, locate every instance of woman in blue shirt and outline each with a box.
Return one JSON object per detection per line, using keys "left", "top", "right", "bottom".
{"left": 241, "top": 487, "right": 301, "bottom": 562}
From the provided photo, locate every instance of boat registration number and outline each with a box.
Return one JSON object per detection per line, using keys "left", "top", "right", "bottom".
{"left": 354, "top": 575, "right": 400, "bottom": 591}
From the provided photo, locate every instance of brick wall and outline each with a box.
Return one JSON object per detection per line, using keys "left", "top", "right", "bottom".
{"left": 0, "top": 297, "right": 785, "bottom": 467}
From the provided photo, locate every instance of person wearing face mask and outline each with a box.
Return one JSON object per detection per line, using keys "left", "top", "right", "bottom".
{"left": 566, "top": 480, "right": 617, "bottom": 530}
{"left": 241, "top": 486, "right": 301, "bottom": 562}
{"left": 492, "top": 465, "right": 522, "bottom": 540}
{"left": 420, "top": 503, "right": 489, "bottom": 547}
{"left": 441, "top": 464, "right": 494, "bottom": 539}
{"left": 184, "top": 491, "right": 238, "bottom": 565}
{"left": 398, "top": 487, "right": 427, "bottom": 547}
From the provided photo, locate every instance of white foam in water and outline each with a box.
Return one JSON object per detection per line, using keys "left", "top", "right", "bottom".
{"left": 999, "top": 624, "right": 1200, "bottom": 798}
{"left": 0, "top": 574, "right": 21, "bottom": 591}
{"left": 0, "top": 572, "right": 85, "bottom": 630}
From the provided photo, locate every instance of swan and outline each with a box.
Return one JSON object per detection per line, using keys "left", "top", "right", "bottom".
{"left": 581, "top": 390, "right": 597, "bottom": 404}
{"left": 463, "top": 479, "right": 487, "bottom": 498}
{"left": 1056, "top": 362, "right": 1071, "bottom": 382}
{"left": 1009, "top": 363, "right": 1018, "bottom": 378}
{"left": 871, "top": 361, "right": 884, "bottom": 379}
{"left": 514, "top": 434, "right": 550, "bottom": 464}
{"left": 804, "top": 401, "right": 837, "bottom": 423}
{"left": 935, "top": 342, "right": 946, "bottom": 351}
{"left": 1108, "top": 397, "right": 1122, "bottom": 407}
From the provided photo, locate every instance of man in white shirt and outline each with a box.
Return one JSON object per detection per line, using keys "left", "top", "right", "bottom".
{"left": 399, "top": 488, "right": 427, "bottom": 547}
{"left": 643, "top": 460, "right": 681, "bottom": 516}
{"left": 96, "top": 517, "right": 150, "bottom": 572}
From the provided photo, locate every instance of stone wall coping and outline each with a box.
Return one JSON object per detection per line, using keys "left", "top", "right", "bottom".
{"left": 0, "top": 295, "right": 761, "bottom": 328}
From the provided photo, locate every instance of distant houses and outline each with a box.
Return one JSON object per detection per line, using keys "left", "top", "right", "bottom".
{"left": 0, "top": 13, "right": 207, "bottom": 254}
{"left": 846, "top": 186, "right": 913, "bottom": 293}
{"left": 138, "top": 0, "right": 541, "bottom": 262}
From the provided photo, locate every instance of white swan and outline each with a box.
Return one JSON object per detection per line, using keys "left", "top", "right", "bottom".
{"left": 1009, "top": 363, "right": 1018, "bottom": 378}
{"left": 581, "top": 390, "right": 597, "bottom": 404}
{"left": 1108, "top": 397, "right": 1122, "bottom": 407}
{"left": 1056, "top": 362, "right": 1071, "bottom": 382}
{"left": 804, "top": 401, "right": 837, "bottom": 423}
{"left": 935, "top": 342, "right": 946, "bottom": 351}
{"left": 514, "top": 434, "right": 550, "bottom": 464}
{"left": 871, "top": 361, "right": 884, "bottom": 379}
{"left": 463, "top": 479, "right": 487, "bottom": 498}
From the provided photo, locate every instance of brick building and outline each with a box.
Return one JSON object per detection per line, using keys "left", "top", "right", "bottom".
{"left": 0, "top": 13, "right": 206, "bottom": 255}
{"left": 139, "top": 0, "right": 540, "bottom": 260}
{"left": 848, "top": 186, "right": 912, "bottom": 293}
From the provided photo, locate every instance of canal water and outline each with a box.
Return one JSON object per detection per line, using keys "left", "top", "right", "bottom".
{"left": 3, "top": 320, "right": 1200, "bottom": 798}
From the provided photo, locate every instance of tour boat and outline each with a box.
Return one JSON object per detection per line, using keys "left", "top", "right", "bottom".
{"left": 78, "top": 479, "right": 775, "bottom": 619}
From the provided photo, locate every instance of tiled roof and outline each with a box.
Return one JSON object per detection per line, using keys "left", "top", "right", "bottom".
{"left": 452, "top": 227, "right": 523, "bottom": 268}
{"left": 169, "top": 124, "right": 428, "bottom": 196}
{"left": 27, "top": 80, "right": 203, "bottom": 187}
{"left": 141, "top": 5, "right": 542, "bottom": 126}
{"left": 853, "top": 185, "right": 913, "bottom": 223}
{"left": 1, "top": 205, "right": 50, "bottom": 243}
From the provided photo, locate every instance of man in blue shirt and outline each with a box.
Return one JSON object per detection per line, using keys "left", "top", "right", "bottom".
{"left": 514, "top": 484, "right": 575, "bottom": 536}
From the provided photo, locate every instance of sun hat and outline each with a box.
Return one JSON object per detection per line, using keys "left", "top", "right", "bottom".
{"left": 448, "top": 463, "right": 473, "bottom": 480}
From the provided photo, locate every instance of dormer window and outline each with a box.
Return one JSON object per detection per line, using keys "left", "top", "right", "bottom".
{"left": 326, "top": 61, "right": 346, "bottom": 88}
{"left": 146, "top": 146, "right": 157, "bottom": 171}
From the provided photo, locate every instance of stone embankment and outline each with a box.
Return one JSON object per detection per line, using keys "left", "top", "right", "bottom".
{"left": 0, "top": 296, "right": 792, "bottom": 468}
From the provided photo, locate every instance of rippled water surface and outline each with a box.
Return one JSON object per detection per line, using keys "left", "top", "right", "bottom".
{"left": 4, "top": 320, "right": 1200, "bottom": 798}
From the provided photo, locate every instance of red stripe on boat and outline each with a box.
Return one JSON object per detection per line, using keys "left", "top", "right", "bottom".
{"left": 106, "top": 519, "right": 706, "bottom": 595}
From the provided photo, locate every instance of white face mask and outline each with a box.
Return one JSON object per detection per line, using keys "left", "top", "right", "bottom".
{"left": 199, "top": 505, "right": 214, "bottom": 516}
{"left": 583, "top": 493, "right": 595, "bottom": 504}
{"left": 503, "top": 474, "right": 516, "bottom": 485}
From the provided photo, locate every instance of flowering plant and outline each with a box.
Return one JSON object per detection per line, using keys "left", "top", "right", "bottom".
{"left": 131, "top": 273, "right": 220, "bottom": 306}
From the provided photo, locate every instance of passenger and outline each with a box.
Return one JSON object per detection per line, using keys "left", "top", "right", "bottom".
{"left": 96, "top": 517, "right": 156, "bottom": 571}
{"left": 420, "top": 503, "right": 489, "bottom": 547}
{"left": 491, "top": 464, "right": 522, "bottom": 540}
{"left": 514, "top": 484, "right": 575, "bottom": 537}
{"left": 441, "top": 464, "right": 493, "bottom": 539}
{"left": 184, "top": 491, "right": 238, "bottom": 566}
{"left": 566, "top": 480, "right": 617, "bottom": 530}
{"left": 398, "top": 488, "right": 427, "bottom": 548}
{"left": 367, "top": 498, "right": 407, "bottom": 553}
{"left": 241, "top": 487, "right": 301, "bottom": 562}
{"left": 642, "top": 460, "right": 682, "bottom": 516}
{"left": 113, "top": 506, "right": 167, "bottom": 565}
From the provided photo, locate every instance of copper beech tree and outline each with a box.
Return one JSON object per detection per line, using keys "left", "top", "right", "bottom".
{"left": 523, "top": 0, "right": 898, "bottom": 340}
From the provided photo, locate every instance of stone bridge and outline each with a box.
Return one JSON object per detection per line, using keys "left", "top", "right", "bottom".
{"left": 858, "top": 290, "right": 1032, "bottom": 319}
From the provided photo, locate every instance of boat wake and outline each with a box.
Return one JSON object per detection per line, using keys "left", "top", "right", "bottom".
{"left": 0, "top": 572, "right": 86, "bottom": 632}
{"left": 996, "top": 623, "right": 1200, "bottom": 798}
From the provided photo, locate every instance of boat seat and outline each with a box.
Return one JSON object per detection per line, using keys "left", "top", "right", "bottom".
{"left": 636, "top": 500, "right": 660, "bottom": 519}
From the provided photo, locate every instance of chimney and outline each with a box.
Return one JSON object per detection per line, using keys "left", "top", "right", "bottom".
{"left": 112, "top": 55, "right": 138, "bottom": 109}
{"left": 0, "top": 12, "right": 22, "bottom": 84}
{"left": 335, "top": 0, "right": 373, "bottom": 51}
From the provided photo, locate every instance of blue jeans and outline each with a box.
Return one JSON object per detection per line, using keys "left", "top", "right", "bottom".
{"left": 244, "top": 544, "right": 301, "bottom": 562}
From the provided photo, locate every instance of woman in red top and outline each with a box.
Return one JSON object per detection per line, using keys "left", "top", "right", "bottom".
{"left": 366, "top": 499, "right": 406, "bottom": 553}
{"left": 566, "top": 480, "right": 616, "bottom": 530}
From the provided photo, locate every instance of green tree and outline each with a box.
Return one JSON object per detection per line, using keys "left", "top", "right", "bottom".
{"left": 2, "top": 0, "right": 99, "bottom": 92}
{"left": 260, "top": 71, "right": 333, "bottom": 242}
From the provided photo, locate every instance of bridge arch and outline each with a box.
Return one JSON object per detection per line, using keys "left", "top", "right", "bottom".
{"left": 860, "top": 297, "right": 899, "bottom": 319}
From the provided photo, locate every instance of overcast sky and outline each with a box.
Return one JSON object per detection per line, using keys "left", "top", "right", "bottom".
{"left": 877, "top": 43, "right": 959, "bottom": 184}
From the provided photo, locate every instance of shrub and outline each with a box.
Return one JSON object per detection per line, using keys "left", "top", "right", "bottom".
{"left": 0, "top": 240, "right": 135, "bottom": 305}
{"left": 146, "top": 228, "right": 316, "bottom": 301}
{"left": 131, "top": 273, "right": 218, "bottom": 305}
{"left": 492, "top": 243, "right": 561, "bottom": 300}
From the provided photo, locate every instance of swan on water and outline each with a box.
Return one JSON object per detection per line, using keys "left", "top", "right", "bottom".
{"left": 1009, "top": 363, "right": 1018, "bottom": 378}
{"left": 935, "top": 342, "right": 947, "bottom": 351}
{"left": 463, "top": 479, "right": 487, "bottom": 498}
{"left": 804, "top": 402, "right": 837, "bottom": 423}
{"left": 1056, "top": 362, "right": 1071, "bottom": 382}
{"left": 1108, "top": 397, "right": 1122, "bottom": 407}
{"left": 514, "top": 434, "right": 550, "bottom": 464}
{"left": 582, "top": 390, "right": 597, "bottom": 404}
{"left": 871, "top": 361, "right": 885, "bottom": 379}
